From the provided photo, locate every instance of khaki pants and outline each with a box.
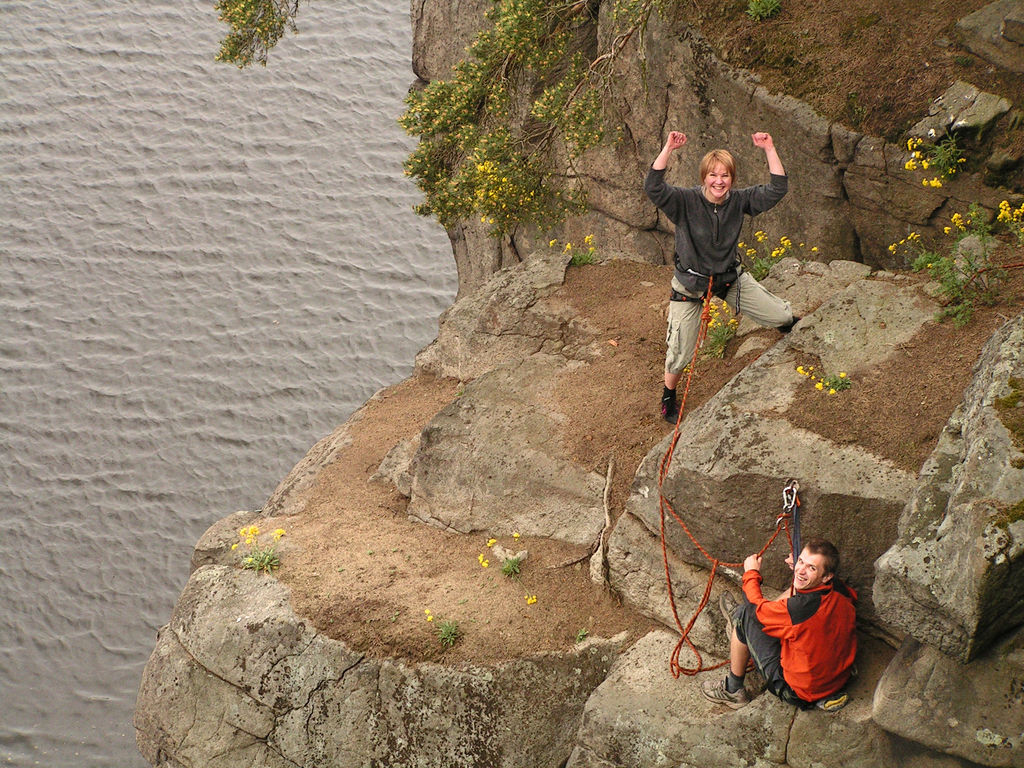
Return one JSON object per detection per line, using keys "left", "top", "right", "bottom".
{"left": 665, "top": 271, "right": 793, "bottom": 375}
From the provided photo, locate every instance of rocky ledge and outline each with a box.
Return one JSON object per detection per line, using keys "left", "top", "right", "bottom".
{"left": 136, "top": 250, "right": 1024, "bottom": 767}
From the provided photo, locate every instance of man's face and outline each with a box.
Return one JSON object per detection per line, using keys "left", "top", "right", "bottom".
{"left": 793, "top": 548, "right": 832, "bottom": 591}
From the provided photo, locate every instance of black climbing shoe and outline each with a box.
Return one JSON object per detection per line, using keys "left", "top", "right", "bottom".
{"left": 661, "top": 393, "right": 679, "bottom": 424}
{"left": 777, "top": 316, "right": 801, "bottom": 334}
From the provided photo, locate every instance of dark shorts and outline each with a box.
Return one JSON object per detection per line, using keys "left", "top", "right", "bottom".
{"left": 732, "top": 599, "right": 810, "bottom": 708}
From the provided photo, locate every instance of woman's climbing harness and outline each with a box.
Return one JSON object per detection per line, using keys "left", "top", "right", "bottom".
{"left": 657, "top": 276, "right": 800, "bottom": 678}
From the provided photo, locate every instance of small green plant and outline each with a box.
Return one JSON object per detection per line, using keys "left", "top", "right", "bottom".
{"left": 701, "top": 299, "right": 739, "bottom": 359}
{"left": 438, "top": 619, "right": 461, "bottom": 648}
{"left": 844, "top": 92, "right": 867, "bottom": 128}
{"left": 740, "top": 230, "right": 818, "bottom": 280}
{"left": 904, "top": 136, "right": 967, "bottom": 188}
{"left": 891, "top": 203, "right": 1015, "bottom": 326}
{"left": 551, "top": 235, "right": 597, "bottom": 266}
{"left": 233, "top": 524, "right": 285, "bottom": 574}
{"left": 746, "top": 0, "right": 781, "bottom": 21}
{"left": 501, "top": 556, "right": 523, "bottom": 578}
{"left": 575, "top": 627, "right": 590, "bottom": 643}
{"left": 796, "top": 365, "right": 851, "bottom": 395}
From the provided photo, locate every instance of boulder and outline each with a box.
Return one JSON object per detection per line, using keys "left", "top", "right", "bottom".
{"left": 873, "top": 313, "right": 1024, "bottom": 661}
{"left": 956, "top": 0, "right": 1024, "bottom": 74}
{"left": 414, "top": 254, "right": 593, "bottom": 381}
{"left": 616, "top": 278, "right": 935, "bottom": 622}
{"left": 407, "top": 355, "right": 608, "bottom": 546}
{"left": 371, "top": 435, "right": 420, "bottom": 497}
{"left": 565, "top": 630, "right": 794, "bottom": 768}
{"left": 135, "top": 565, "right": 626, "bottom": 768}
{"left": 873, "top": 632, "right": 1024, "bottom": 767}
{"left": 909, "top": 81, "right": 1013, "bottom": 141}
{"left": 603, "top": 512, "right": 738, "bottom": 661}
{"left": 737, "top": 257, "right": 874, "bottom": 337}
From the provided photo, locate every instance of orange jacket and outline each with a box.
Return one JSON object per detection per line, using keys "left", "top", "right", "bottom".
{"left": 742, "top": 569, "right": 857, "bottom": 702}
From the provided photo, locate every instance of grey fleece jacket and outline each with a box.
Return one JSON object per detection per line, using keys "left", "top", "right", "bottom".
{"left": 644, "top": 166, "right": 788, "bottom": 284}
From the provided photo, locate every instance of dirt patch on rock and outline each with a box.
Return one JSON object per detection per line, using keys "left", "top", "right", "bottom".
{"left": 785, "top": 266, "right": 1024, "bottom": 472}
{"left": 275, "top": 372, "right": 656, "bottom": 664}
{"left": 692, "top": 0, "right": 1023, "bottom": 141}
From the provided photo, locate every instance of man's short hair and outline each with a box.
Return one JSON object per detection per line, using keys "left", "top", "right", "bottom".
{"left": 699, "top": 149, "right": 736, "bottom": 181}
{"left": 804, "top": 538, "right": 839, "bottom": 576}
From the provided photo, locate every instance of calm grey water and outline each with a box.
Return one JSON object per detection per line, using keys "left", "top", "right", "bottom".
{"left": 0, "top": 1, "right": 456, "bottom": 765}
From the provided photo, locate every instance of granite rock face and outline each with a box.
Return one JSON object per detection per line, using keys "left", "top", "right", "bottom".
{"left": 409, "top": 3, "right": 1017, "bottom": 298}
{"left": 874, "top": 314, "right": 1024, "bottom": 662}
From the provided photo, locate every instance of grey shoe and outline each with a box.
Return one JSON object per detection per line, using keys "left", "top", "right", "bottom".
{"left": 815, "top": 690, "right": 849, "bottom": 712}
{"left": 719, "top": 591, "right": 740, "bottom": 628}
{"left": 700, "top": 676, "right": 751, "bottom": 709}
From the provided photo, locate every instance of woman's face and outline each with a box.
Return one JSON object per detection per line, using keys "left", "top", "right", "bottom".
{"left": 702, "top": 162, "right": 733, "bottom": 204}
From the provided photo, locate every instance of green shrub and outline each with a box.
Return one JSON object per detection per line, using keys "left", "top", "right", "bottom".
{"left": 746, "top": 0, "right": 781, "bottom": 21}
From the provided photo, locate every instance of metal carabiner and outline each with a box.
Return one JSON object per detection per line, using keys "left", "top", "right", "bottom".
{"left": 782, "top": 479, "right": 799, "bottom": 512}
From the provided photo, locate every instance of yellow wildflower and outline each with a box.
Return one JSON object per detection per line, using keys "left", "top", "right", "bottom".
{"left": 486, "top": 538, "right": 497, "bottom": 548}
{"left": 815, "top": 381, "right": 824, "bottom": 391}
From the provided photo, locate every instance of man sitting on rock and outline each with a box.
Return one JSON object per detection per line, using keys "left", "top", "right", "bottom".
{"left": 701, "top": 538, "right": 857, "bottom": 712}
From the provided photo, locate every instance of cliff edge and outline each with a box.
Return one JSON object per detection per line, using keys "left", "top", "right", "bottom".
{"left": 135, "top": 1, "right": 1024, "bottom": 766}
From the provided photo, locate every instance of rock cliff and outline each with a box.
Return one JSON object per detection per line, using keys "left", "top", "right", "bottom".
{"left": 135, "top": 2, "right": 1024, "bottom": 766}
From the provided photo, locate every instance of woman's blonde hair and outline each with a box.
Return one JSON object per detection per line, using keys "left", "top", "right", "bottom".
{"left": 699, "top": 149, "right": 736, "bottom": 181}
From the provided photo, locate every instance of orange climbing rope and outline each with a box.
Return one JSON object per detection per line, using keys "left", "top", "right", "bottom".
{"left": 657, "top": 277, "right": 795, "bottom": 678}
